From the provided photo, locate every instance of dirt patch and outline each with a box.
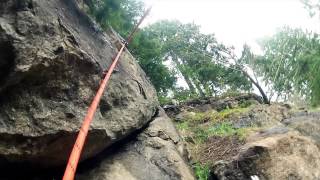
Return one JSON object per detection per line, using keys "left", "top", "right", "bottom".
{"left": 199, "top": 136, "right": 245, "bottom": 164}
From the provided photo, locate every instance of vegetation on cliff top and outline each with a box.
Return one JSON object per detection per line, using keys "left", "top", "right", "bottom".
{"left": 174, "top": 100, "right": 259, "bottom": 180}
{"left": 85, "top": 0, "right": 320, "bottom": 106}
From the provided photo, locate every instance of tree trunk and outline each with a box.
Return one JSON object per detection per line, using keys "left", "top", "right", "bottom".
{"left": 171, "top": 55, "right": 197, "bottom": 94}
{"left": 193, "top": 78, "right": 206, "bottom": 98}
{"left": 184, "top": 75, "right": 197, "bottom": 94}
{"left": 241, "top": 69, "right": 270, "bottom": 104}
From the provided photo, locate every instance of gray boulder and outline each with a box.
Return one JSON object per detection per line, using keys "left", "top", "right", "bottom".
{"left": 283, "top": 112, "right": 320, "bottom": 147}
{"left": 214, "top": 131, "right": 320, "bottom": 180}
{"left": 77, "top": 108, "right": 195, "bottom": 180}
{"left": 0, "top": 0, "right": 158, "bottom": 167}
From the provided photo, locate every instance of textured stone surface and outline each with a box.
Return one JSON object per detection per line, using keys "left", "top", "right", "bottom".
{"left": 164, "top": 93, "right": 264, "bottom": 118}
{"left": 0, "top": 0, "right": 158, "bottom": 167}
{"left": 283, "top": 112, "right": 320, "bottom": 147}
{"left": 214, "top": 131, "right": 320, "bottom": 180}
{"left": 231, "top": 103, "right": 290, "bottom": 128}
{"left": 181, "top": 93, "right": 263, "bottom": 112}
{"left": 77, "top": 108, "right": 195, "bottom": 180}
{"left": 213, "top": 110, "right": 320, "bottom": 180}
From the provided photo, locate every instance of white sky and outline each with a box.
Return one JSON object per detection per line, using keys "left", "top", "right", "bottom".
{"left": 142, "top": 0, "right": 320, "bottom": 54}
{"left": 140, "top": 0, "right": 320, "bottom": 93}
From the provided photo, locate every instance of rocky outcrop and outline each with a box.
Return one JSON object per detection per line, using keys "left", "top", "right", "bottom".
{"left": 230, "top": 103, "right": 290, "bottom": 128}
{"left": 214, "top": 130, "right": 320, "bottom": 180}
{"left": 180, "top": 93, "right": 263, "bottom": 112}
{"left": 164, "top": 93, "right": 263, "bottom": 117}
{"left": 0, "top": 1, "right": 195, "bottom": 180}
{"left": 77, "top": 109, "right": 195, "bottom": 180}
{"left": 0, "top": 0, "right": 158, "bottom": 167}
{"left": 166, "top": 93, "right": 320, "bottom": 180}
{"left": 212, "top": 111, "right": 320, "bottom": 180}
{"left": 283, "top": 111, "right": 320, "bottom": 147}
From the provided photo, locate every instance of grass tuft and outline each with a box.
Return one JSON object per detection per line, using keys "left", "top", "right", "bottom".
{"left": 194, "top": 163, "right": 210, "bottom": 180}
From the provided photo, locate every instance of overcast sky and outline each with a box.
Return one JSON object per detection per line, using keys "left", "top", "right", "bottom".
{"left": 142, "top": 0, "right": 320, "bottom": 54}
{"left": 140, "top": 0, "right": 319, "bottom": 91}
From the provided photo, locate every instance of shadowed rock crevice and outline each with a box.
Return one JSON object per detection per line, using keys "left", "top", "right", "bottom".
{"left": 77, "top": 108, "right": 194, "bottom": 180}
{"left": 0, "top": 41, "right": 15, "bottom": 84}
{"left": 0, "top": 129, "right": 112, "bottom": 180}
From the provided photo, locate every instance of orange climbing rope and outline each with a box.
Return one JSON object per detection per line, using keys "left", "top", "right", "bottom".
{"left": 62, "top": 7, "right": 152, "bottom": 180}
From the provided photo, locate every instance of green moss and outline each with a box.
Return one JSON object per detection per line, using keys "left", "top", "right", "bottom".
{"left": 308, "top": 106, "right": 320, "bottom": 112}
{"left": 239, "top": 100, "right": 253, "bottom": 108}
{"left": 217, "top": 107, "right": 250, "bottom": 120}
{"left": 194, "top": 122, "right": 259, "bottom": 141}
{"left": 158, "top": 96, "right": 172, "bottom": 105}
{"left": 207, "top": 122, "right": 236, "bottom": 136}
{"left": 181, "top": 107, "right": 251, "bottom": 126}
{"left": 176, "top": 106, "right": 258, "bottom": 147}
{"left": 194, "top": 128, "right": 210, "bottom": 143}
{"left": 194, "top": 163, "right": 210, "bottom": 180}
{"left": 176, "top": 121, "right": 189, "bottom": 130}
{"left": 186, "top": 112, "right": 207, "bottom": 123}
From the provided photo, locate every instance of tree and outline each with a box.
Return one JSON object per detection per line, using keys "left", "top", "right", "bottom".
{"left": 129, "top": 30, "right": 176, "bottom": 95}
{"left": 85, "top": 2, "right": 268, "bottom": 102}
{"left": 146, "top": 20, "right": 252, "bottom": 98}
{"left": 250, "top": 27, "right": 320, "bottom": 105}
{"left": 84, "top": 0, "right": 176, "bottom": 95}
{"left": 146, "top": 21, "right": 201, "bottom": 95}
{"left": 302, "top": 0, "right": 320, "bottom": 18}
{"left": 85, "top": 0, "right": 144, "bottom": 36}
{"left": 236, "top": 45, "right": 270, "bottom": 104}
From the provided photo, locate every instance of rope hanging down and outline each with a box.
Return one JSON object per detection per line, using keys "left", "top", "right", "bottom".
{"left": 62, "top": 7, "right": 152, "bottom": 180}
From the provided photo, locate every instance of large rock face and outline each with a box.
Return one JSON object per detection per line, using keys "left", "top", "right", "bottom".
{"left": 77, "top": 109, "right": 195, "bottom": 180}
{"left": 0, "top": 0, "right": 158, "bottom": 167}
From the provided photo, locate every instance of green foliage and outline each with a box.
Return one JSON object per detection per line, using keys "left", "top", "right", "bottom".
{"left": 219, "top": 108, "right": 246, "bottom": 118}
{"left": 206, "top": 122, "right": 258, "bottom": 140}
{"left": 192, "top": 122, "right": 257, "bottom": 142}
{"left": 173, "top": 87, "right": 198, "bottom": 101}
{"left": 239, "top": 100, "right": 253, "bottom": 108}
{"left": 194, "top": 128, "right": 210, "bottom": 142}
{"left": 87, "top": 0, "right": 143, "bottom": 36}
{"left": 188, "top": 112, "right": 208, "bottom": 123}
{"left": 85, "top": 0, "right": 320, "bottom": 107}
{"left": 176, "top": 121, "right": 189, "bottom": 131}
{"left": 146, "top": 20, "right": 252, "bottom": 98}
{"left": 129, "top": 30, "right": 176, "bottom": 94}
{"left": 158, "top": 95, "right": 172, "bottom": 105}
{"left": 87, "top": 2, "right": 254, "bottom": 100}
{"left": 208, "top": 122, "right": 237, "bottom": 136}
{"left": 86, "top": 0, "right": 176, "bottom": 94}
{"left": 185, "top": 107, "right": 250, "bottom": 125}
{"left": 194, "top": 163, "right": 210, "bottom": 180}
{"left": 236, "top": 127, "right": 260, "bottom": 140}
{"left": 302, "top": 0, "right": 320, "bottom": 17}
{"left": 177, "top": 106, "right": 254, "bottom": 143}
{"left": 251, "top": 27, "right": 320, "bottom": 105}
